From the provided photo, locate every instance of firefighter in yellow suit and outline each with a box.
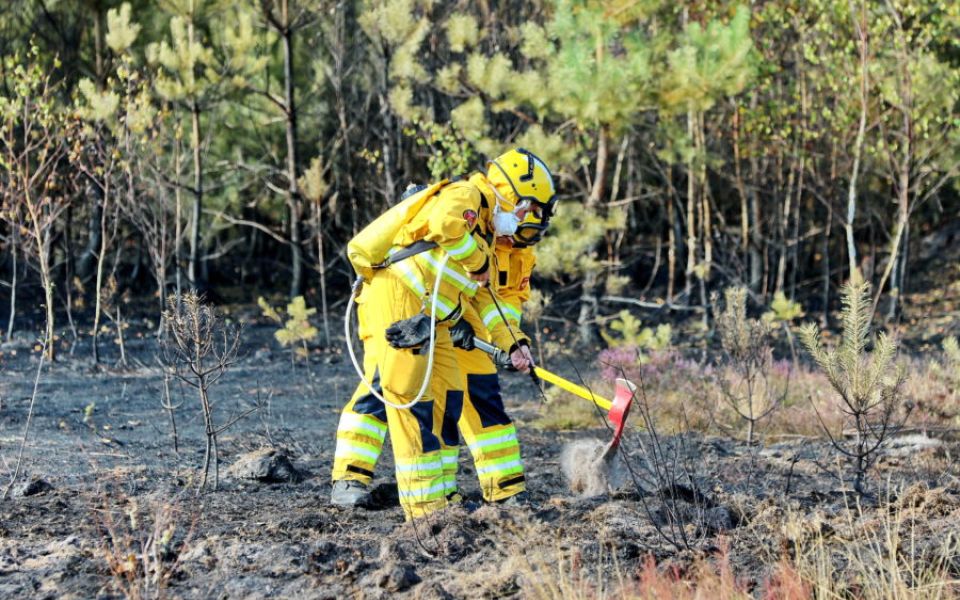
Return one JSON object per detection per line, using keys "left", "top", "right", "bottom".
{"left": 334, "top": 148, "right": 556, "bottom": 519}
{"left": 445, "top": 235, "right": 540, "bottom": 503}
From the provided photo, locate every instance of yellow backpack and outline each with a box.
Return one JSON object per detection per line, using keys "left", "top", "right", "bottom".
{"left": 346, "top": 180, "right": 450, "bottom": 282}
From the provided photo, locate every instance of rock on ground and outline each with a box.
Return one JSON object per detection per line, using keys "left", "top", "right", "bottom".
{"left": 226, "top": 448, "right": 305, "bottom": 483}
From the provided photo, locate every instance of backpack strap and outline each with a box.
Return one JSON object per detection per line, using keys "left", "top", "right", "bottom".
{"left": 372, "top": 239, "right": 438, "bottom": 269}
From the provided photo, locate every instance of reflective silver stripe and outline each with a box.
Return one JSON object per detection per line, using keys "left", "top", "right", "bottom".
{"left": 389, "top": 259, "right": 427, "bottom": 296}
{"left": 440, "top": 234, "right": 478, "bottom": 260}
{"left": 336, "top": 440, "right": 380, "bottom": 461}
{"left": 386, "top": 247, "right": 460, "bottom": 319}
{"left": 397, "top": 480, "right": 448, "bottom": 499}
{"left": 467, "top": 432, "right": 518, "bottom": 452}
{"left": 472, "top": 425, "right": 517, "bottom": 442}
{"left": 501, "top": 303, "right": 522, "bottom": 324}
{"left": 420, "top": 251, "right": 479, "bottom": 295}
{"left": 477, "top": 459, "right": 523, "bottom": 476}
{"left": 430, "top": 296, "right": 459, "bottom": 320}
{"left": 481, "top": 305, "right": 505, "bottom": 328}
{"left": 395, "top": 460, "right": 443, "bottom": 473}
{"left": 338, "top": 413, "right": 387, "bottom": 440}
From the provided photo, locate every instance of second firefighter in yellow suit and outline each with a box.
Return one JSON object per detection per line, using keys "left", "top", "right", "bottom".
{"left": 332, "top": 149, "right": 555, "bottom": 513}
{"left": 450, "top": 239, "right": 539, "bottom": 502}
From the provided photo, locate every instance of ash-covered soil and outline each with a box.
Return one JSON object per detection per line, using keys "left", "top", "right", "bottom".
{"left": 2, "top": 324, "right": 960, "bottom": 598}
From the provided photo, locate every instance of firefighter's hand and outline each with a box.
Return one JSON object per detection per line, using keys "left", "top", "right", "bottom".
{"left": 469, "top": 269, "right": 489, "bottom": 286}
{"left": 385, "top": 313, "right": 432, "bottom": 350}
{"left": 468, "top": 256, "right": 491, "bottom": 286}
{"left": 510, "top": 344, "right": 534, "bottom": 374}
{"left": 449, "top": 319, "right": 475, "bottom": 351}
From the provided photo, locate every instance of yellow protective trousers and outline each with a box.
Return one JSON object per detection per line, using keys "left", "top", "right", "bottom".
{"left": 454, "top": 346, "right": 526, "bottom": 502}
{"left": 332, "top": 336, "right": 525, "bottom": 503}
{"left": 332, "top": 269, "right": 464, "bottom": 519}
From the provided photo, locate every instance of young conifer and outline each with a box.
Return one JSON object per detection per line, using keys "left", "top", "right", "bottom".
{"left": 799, "top": 272, "right": 906, "bottom": 494}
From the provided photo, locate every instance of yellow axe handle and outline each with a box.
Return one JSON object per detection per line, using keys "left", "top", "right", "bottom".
{"left": 533, "top": 367, "right": 612, "bottom": 411}
{"left": 470, "top": 337, "right": 612, "bottom": 411}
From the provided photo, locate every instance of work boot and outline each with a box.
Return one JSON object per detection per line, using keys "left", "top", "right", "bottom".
{"left": 330, "top": 480, "right": 372, "bottom": 508}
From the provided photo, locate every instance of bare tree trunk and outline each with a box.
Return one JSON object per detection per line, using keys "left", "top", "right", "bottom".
{"left": 733, "top": 104, "right": 749, "bottom": 258}
{"left": 747, "top": 94, "right": 763, "bottom": 293}
{"left": 822, "top": 201, "right": 832, "bottom": 328}
{"left": 873, "top": 162, "right": 909, "bottom": 319}
{"left": 6, "top": 225, "right": 17, "bottom": 343}
{"left": 695, "top": 112, "right": 710, "bottom": 324}
{"left": 791, "top": 51, "right": 808, "bottom": 299}
{"left": 39, "top": 240, "right": 56, "bottom": 362}
{"left": 175, "top": 123, "right": 183, "bottom": 299}
{"left": 78, "top": 9, "right": 106, "bottom": 283}
{"left": 846, "top": 0, "right": 868, "bottom": 278}
{"left": 91, "top": 183, "right": 110, "bottom": 364}
{"left": 78, "top": 183, "right": 104, "bottom": 281}
{"left": 157, "top": 211, "right": 168, "bottom": 336}
{"left": 188, "top": 102, "right": 203, "bottom": 288}
{"left": 578, "top": 127, "right": 608, "bottom": 345}
{"left": 276, "top": 0, "right": 303, "bottom": 298}
{"left": 666, "top": 175, "right": 676, "bottom": 302}
{"left": 684, "top": 111, "right": 698, "bottom": 301}
{"left": 315, "top": 195, "right": 330, "bottom": 344}
{"left": 696, "top": 112, "right": 711, "bottom": 282}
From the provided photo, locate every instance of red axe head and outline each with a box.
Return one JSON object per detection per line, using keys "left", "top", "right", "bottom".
{"left": 608, "top": 378, "right": 636, "bottom": 449}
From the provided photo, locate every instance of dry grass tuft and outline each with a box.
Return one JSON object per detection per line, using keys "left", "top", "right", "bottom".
{"left": 94, "top": 485, "right": 199, "bottom": 600}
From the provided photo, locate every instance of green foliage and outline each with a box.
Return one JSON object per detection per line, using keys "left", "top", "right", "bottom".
{"left": 519, "top": 23, "right": 553, "bottom": 61}
{"left": 544, "top": 0, "right": 656, "bottom": 128}
{"left": 149, "top": 16, "right": 218, "bottom": 101}
{"left": 799, "top": 276, "right": 899, "bottom": 396}
{"left": 658, "top": 6, "right": 755, "bottom": 114}
{"left": 446, "top": 13, "right": 479, "bottom": 53}
{"left": 601, "top": 310, "right": 672, "bottom": 358}
{"left": 77, "top": 80, "right": 120, "bottom": 123}
{"left": 763, "top": 292, "right": 805, "bottom": 324}
{"left": 259, "top": 296, "right": 318, "bottom": 359}
{"left": 105, "top": 3, "right": 141, "bottom": 54}
{"left": 359, "top": 0, "right": 423, "bottom": 45}
{"left": 535, "top": 202, "right": 623, "bottom": 278}
{"left": 406, "top": 120, "right": 478, "bottom": 179}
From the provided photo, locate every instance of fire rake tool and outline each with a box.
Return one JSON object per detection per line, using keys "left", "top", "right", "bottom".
{"left": 472, "top": 338, "right": 637, "bottom": 452}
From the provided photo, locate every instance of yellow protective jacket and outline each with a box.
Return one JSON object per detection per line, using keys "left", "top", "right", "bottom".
{"left": 347, "top": 177, "right": 494, "bottom": 320}
{"left": 464, "top": 242, "right": 535, "bottom": 352}
{"left": 457, "top": 171, "right": 537, "bottom": 351}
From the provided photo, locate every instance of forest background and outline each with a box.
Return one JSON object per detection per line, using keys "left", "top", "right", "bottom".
{"left": 1, "top": 0, "right": 959, "bottom": 360}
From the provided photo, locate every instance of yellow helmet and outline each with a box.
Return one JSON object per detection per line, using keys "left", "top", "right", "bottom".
{"left": 486, "top": 148, "right": 556, "bottom": 214}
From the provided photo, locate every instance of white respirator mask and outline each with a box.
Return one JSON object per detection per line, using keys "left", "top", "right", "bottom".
{"left": 491, "top": 186, "right": 528, "bottom": 236}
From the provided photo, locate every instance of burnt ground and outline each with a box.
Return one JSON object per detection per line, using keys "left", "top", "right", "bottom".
{"left": 2, "top": 322, "right": 960, "bottom": 599}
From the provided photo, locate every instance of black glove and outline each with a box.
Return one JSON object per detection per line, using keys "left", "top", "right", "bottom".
{"left": 449, "top": 319, "right": 475, "bottom": 351}
{"left": 385, "top": 313, "right": 432, "bottom": 350}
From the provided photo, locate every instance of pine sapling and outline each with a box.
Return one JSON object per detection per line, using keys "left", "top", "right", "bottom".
{"left": 712, "top": 287, "right": 786, "bottom": 445}
{"left": 258, "top": 295, "right": 318, "bottom": 365}
{"left": 161, "top": 293, "right": 246, "bottom": 493}
{"left": 799, "top": 273, "right": 907, "bottom": 495}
